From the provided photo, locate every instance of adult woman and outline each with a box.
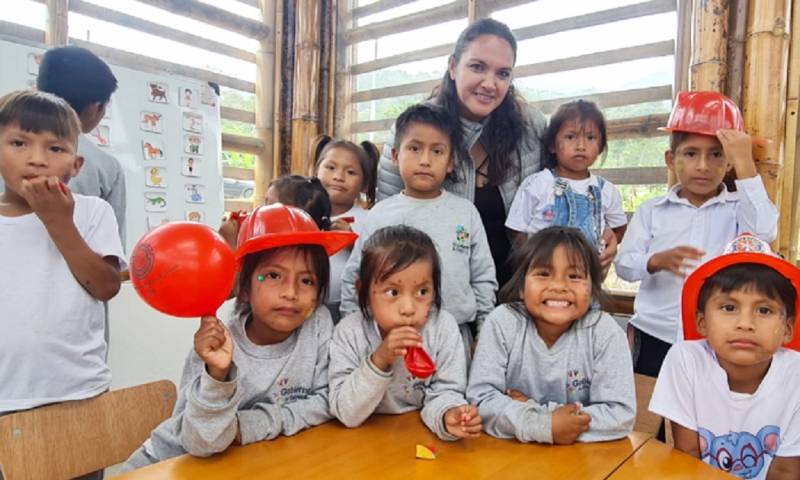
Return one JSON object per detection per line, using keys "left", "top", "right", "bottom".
{"left": 376, "top": 19, "right": 543, "bottom": 288}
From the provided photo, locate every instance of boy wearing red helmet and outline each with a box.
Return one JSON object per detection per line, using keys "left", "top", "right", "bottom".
{"left": 615, "top": 91, "right": 778, "bottom": 382}
{"left": 650, "top": 234, "right": 800, "bottom": 479}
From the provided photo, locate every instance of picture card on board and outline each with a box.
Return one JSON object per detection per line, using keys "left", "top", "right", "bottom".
{"left": 142, "top": 140, "right": 165, "bottom": 161}
{"left": 184, "top": 134, "right": 203, "bottom": 155}
{"left": 88, "top": 124, "right": 110, "bottom": 147}
{"left": 146, "top": 167, "right": 167, "bottom": 188}
{"left": 147, "top": 81, "right": 168, "bottom": 103}
{"left": 182, "top": 156, "right": 201, "bottom": 177}
{"left": 182, "top": 112, "right": 202, "bottom": 133}
{"left": 185, "top": 184, "right": 205, "bottom": 204}
{"left": 140, "top": 111, "right": 163, "bottom": 133}
{"left": 144, "top": 191, "right": 168, "bottom": 212}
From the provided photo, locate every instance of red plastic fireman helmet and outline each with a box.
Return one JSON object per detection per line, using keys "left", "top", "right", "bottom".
{"left": 662, "top": 91, "right": 745, "bottom": 136}
{"left": 236, "top": 203, "right": 357, "bottom": 259}
{"left": 682, "top": 234, "right": 800, "bottom": 351}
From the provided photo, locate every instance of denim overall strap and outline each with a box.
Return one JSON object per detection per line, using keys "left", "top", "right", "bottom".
{"left": 550, "top": 172, "right": 603, "bottom": 248}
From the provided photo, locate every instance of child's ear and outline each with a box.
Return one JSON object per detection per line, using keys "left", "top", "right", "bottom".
{"left": 782, "top": 317, "right": 795, "bottom": 345}
{"left": 391, "top": 148, "right": 399, "bottom": 167}
{"left": 70, "top": 155, "right": 85, "bottom": 177}
{"left": 664, "top": 150, "right": 675, "bottom": 171}
{"left": 446, "top": 156, "right": 455, "bottom": 174}
{"left": 447, "top": 55, "right": 456, "bottom": 80}
{"left": 696, "top": 312, "right": 708, "bottom": 336}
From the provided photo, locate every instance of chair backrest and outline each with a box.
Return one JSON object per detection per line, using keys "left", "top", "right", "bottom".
{"left": 633, "top": 373, "right": 662, "bottom": 435}
{"left": 0, "top": 380, "right": 176, "bottom": 480}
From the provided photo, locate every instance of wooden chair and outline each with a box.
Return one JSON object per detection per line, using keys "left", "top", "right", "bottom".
{"left": 0, "top": 380, "right": 176, "bottom": 480}
{"left": 634, "top": 373, "right": 662, "bottom": 434}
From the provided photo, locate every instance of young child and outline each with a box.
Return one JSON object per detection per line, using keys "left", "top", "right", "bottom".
{"left": 506, "top": 100, "right": 627, "bottom": 250}
{"left": 340, "top": 104, "right": 497, "bottom": 355}
{"left": 312, "top": 135, "right": 379, "bottom": 323}
{"left": 0, "top": 90, "right": 124, "bottom": 414}
{"left": 467, "top": 226, "right": 635, "bottom": 444}
{"left": 650, "top": 234, "right": 800, "bottom": 480}
{"left": 329, "top": 225, "right": 481, "bottom": 440}
{"left": 615, "top": 91, "right": 778, "bottom": 378}
{"left": 122, "top": 204, "right": 357, "bottom": 470}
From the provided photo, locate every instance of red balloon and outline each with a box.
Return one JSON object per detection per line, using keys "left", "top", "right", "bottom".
{"left": 405, "top": 346, "right": 436, "bottom": 379}
{"left": 130, "top": 222, "right": 236, "bottom": 317}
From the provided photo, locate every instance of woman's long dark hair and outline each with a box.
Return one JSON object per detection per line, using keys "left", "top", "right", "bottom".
{"left": 430, "top": 18, "right": 528, "bottom": 186}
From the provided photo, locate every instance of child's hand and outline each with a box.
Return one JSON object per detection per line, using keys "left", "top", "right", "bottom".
{"left": 218, "top": 215, "right": 241, "bottom": 250}
{"left": 598, "top": 227, "right": 618, "bottom": 274}
{"left": 506, "top": 389, "right": 529, "bottom": 402}
{"left": 646, "top": 246, "right": 705, "bottom": 276}
{"left": 330, "top": 218, "right": 354, "bottom": 232}
{"left": 370, "top": 326, "right": 422, "bottom": 372}
{"left": 444, "top": 405, "right": 482, "bottom": 439}
{"left": 717, "top": 129, "right": 757, "bottom": 179}
{"left": 551, "top": 403, "right": 591, "bottom": 445}
{"left": 195, "top": 315, "right": 234, "bottom": 382}
{"left": 20, "top": 176, "right": 73, "bottom": 227}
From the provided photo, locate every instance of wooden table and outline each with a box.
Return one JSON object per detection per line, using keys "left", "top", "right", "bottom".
{"left": 608, "top": 438, "right": 735, "bottom": 479}
{"left": 114, "top": 413, "right": 650, "bottom": 480}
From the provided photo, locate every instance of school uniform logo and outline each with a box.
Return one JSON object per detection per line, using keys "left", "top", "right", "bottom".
{"left": 566, "top": 369, "right": 591, "bottom": 404}
{"left": 272, "top": 378, "right": 310, "bottom": 405}
{"left": 452, "top": 225, "right": 470, "bottom": 254}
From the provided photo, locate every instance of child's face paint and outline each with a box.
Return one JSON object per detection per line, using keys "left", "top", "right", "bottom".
{"left": 316, "top": 147, "right": 364, "bottom": 211}
{"left": 369, "top": 260, "right": 435, "bottom": 337}
{"left": 666, "top": 133, "right": 731, "bottom": 207}
{"left": 551, "top": 119, "right": 602, "bottom": 180}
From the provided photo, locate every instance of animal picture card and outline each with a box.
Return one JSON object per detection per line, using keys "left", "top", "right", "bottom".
{"left": 181, "top": 156, "right": 201, "bottom": 177}
{"left": 185, "top": 210, "right": 205, "bottom": 223}
{"left": 182, "top": 112, "right": 203, "bottom": 133}
{"left": 184, "top": 134, "right": 203, "bottom": 155}
{"left": 142, "top": 140, "right": 165, "bottom": 161}
{"left": 180, "top": 86, "right": 196, "bottom": 108}
{"left": 147, "top": 81, "right": 168, "bottom": 103}
{"left": 201, "top": 83, "right": 217, "bottom": 107}
{"left": 27, "top": 52, "right": 42, "bottom": 75}
{"left": 140, "top": 111, "right": 163, "bottom": 133}
{"left": 88, "top": 124, "right": 111, "bottom": 147}
{"left": 185, "top": 184, "right": 205, "bottom": 204}
{"left": 147, "top": 214, "right": 170, "bottom": 231}
{"left": 145, "top": 167, "right": 167, "bottom": 188}
{"left": 144, "top": 191, "right": 168, "bottom": 212}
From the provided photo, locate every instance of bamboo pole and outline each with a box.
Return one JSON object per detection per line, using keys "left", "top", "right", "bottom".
{"left": 725, "top": 0, "right": 748, "bottom": 105}
{"left": 326, "top": 0, "right": 338, "bottom": 137}
{"left": 290, "top": 0, "right": 322, "bottom": 175}
{"left": 334, "top": 0, "right": 356, "bottom": 140}
{"left": 254, "top": 0, "right": 276, "bottom": 208}
{"left": 278, "top": 1, "right": 296, "bottom": 175}
{"left": 45, "top": 0, "right": 68, "bottom": 46}
{"left": 742, "top": 0, "right": 791, "bottom": 255}
{"left": 689, "top": 0, "right": 728, "bottom": 91}
{"left": 272, "top": 0, "right": 284, "bottom": 179}
{"left": 668, "top": 0, "right": 693, "bottom": 187}
{"left": 784, "top": 0, "right": 800, "bottom": 261}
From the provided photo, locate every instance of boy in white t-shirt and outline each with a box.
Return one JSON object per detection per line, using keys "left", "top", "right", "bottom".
{"left": 650, "top": 234, "right": 800, "bottom": 480}
{"left": 0, "top": 90, "right": 125, "bottom": 415}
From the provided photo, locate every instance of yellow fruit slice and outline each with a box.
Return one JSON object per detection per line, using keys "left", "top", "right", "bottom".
{"left": 415, "top": 444, "right": 437, "bottom": 460}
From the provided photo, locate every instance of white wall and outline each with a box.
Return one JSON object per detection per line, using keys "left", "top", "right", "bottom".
{"left": 108, "top": 285, "right": 236, "bottom": 389}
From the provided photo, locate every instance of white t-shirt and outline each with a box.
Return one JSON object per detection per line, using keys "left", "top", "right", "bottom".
{"left": 650, "top": 341, "right": 800, "bottom": 480}
{"left": 328, "top": 204, "right": 368, "bottom": 304}
{"left": 0, "top": 194, "right": 126, "bottom": 413}
{"left": 505, "top": 169, "right": 627, "bottom": 234}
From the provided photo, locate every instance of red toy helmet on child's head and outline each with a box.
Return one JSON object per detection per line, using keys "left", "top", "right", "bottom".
{"left": 682, "top": 234, "right": 800, "bottom": 351}
{"left": 661, "top": 91, "right": 745, "bottom": 136}
{"left": 236, "top": 203, "right": 357, "bottom": 259}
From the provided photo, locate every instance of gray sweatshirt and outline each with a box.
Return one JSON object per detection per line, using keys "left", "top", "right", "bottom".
{"left": 121, "top": 308, "right": 333, "bottom": 471}
{"left": 467, "top": 304, "right": 635, "bottom": 444}
{"left": 329, "top": 309, "right": 468, "bottom": 441}
{"left": 339, "top": 191, "right": 497, "bottom": 332}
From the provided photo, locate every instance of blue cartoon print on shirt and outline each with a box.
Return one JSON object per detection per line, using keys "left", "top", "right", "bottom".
{"left": 699, "top": 425, "right": 780, "bottom": 478}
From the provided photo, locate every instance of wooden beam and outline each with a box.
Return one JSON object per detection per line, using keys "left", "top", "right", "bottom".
{"left": 272, "top": 0, "right": 285, "bottom": 178}
{"left": 591, "top": 167, "right": 668, "bottom": 185}
{"left": 255, "top": 0, "right": 276, "bottom": 206}
{"left": 533, "top": 85, "right": 673, "bottom": 115}
{"left": 137, "top": 0, "right": 270, "bottom": 39}
{"left": 45, "top": 0, "right": 68, "bottom": 46}
{"left": 0, "top": 20, "right": 45, "bottom": 45}
{"left": 514, "top": 0, "right": 676, "bottom": 43}
{"left": 234, "top": 0, "right": 258, "bottom": 7}
{"left": 344, "top": 1, "right": 466, "bottom": 44}
{"left": 350, "top": 79, "right": 435, "bottom": 103}
{"left": 68, "top": 0, "right": 256, "bottom": 63}
{"left": 221, "top": 106, "right": 256, "bottom": 124}
{"left": 222, "top": 132, "right": 265, "bottom": 154}
{"left": 351, "top": 0, "right": 416, "bottom": 19}
{"left": 351, "top": 43, "right": 453, "bottom": 75}
{"left": 223, "top": 165, "right": 255, "bottom": 181}
{"left": 673, "top": 0, "right": 691, "bottom": 94}
{"left": 69, "top": 39, "right": 256, "bottom": 93}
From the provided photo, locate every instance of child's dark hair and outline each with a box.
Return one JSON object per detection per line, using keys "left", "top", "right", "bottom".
{"left": 0, "top": 90, "right": 81, "bottom": 144}
{"left": 697, "top": 263, "right": 796, "bottom": 321}
{"left": 393, "top": 104, "right": 461, "bottom": 180}
{"left": 36, "top": 46, "right": 118, "bottom": 115}
{"left": 357, "top": 225, "right": 442, "bottom": 318}
{"left": 269, "top": 175, "right": 332, "bottom": 230}
{"left": 235, "top": 245, "right": 330, "bottom": 318}
{"left": 500, "top": 226, "right": 606, "bottom": 313}
{"left": 312, "top": 134, "right": 380, "bottom": 207}
{"left": 543, "top": 100, "right": 608, "bottom": 170}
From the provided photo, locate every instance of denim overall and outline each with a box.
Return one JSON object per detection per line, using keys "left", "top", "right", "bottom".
{"left": 551, "top": 171, "right": 605, "bottom": 252}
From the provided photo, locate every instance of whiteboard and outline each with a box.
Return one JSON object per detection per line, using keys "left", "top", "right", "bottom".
{"left": 0, "top": 38, "right": 224, "bottom": 252}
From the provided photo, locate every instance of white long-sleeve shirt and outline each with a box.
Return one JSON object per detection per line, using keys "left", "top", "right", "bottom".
{"left": 614, "top": 177, "right": 778, "bottom": 344}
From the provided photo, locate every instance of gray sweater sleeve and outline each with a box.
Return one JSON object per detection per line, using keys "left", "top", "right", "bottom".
{"left": 328, "top": 317, "right": 393, "bottom": 427}
{"left": 339, "top": 224, "right": 368, "bottom": 317}
{"left": 235, "top": 317, "right": 334, "bottom": 444}
{"left": 576, "top": 315, "right": 636, "bottom": 442}
{"left": 420, "top": 311, "right": 469, "bottom": 441}
{"left": 468, "top": 207, "right": 498, "bottom": 331}
{"left": 467, "top": 308, "right": 554, "bottom": 443}
{"left": 179, "top": 358, "right": 244, "bottom": 457}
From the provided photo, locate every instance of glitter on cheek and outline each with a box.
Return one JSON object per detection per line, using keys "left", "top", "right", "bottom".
{"left": 257, "top": 274, "right": 266, "bottom": 282}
